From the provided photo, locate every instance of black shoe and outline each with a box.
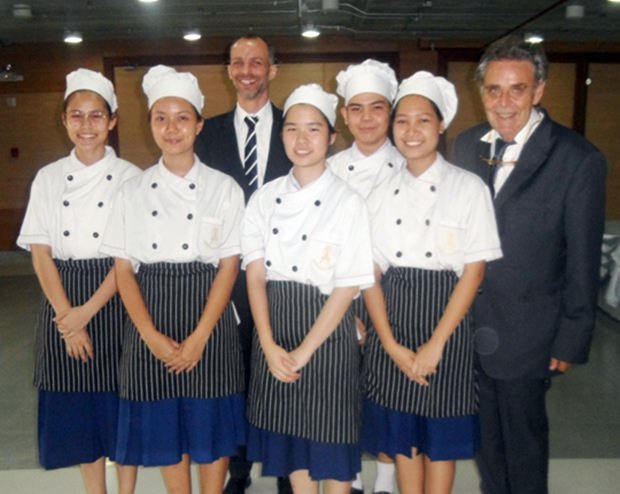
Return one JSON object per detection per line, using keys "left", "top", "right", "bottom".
{"left": 278, "top": 476, "right": 294, "bottom": 494}
{"left": 351, "top": 488, "right": 364, "bottom": 494}
{"left": 224, "top": 476, "right": 251, "bottom": 494}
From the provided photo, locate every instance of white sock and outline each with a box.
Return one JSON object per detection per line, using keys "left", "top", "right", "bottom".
{"left": 373, "top": 461, "right": 395, "bottom": 493}
{"left": 351, "top": 472, "right": 363, "bottom": 490}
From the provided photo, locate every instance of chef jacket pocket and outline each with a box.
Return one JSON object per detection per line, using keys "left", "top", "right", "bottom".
{"left": 435, "top": 223, "right": 464, "bottom": 256}
{"left": 199, "top": 216, "right": 224, "bottom": 252}
{"left": 309, "top": 235, "right": 340, "bottom": 284}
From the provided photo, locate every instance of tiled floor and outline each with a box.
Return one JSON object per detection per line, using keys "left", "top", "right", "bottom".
{"left": 1, "top": 250, "right": 619, "bottom": 492}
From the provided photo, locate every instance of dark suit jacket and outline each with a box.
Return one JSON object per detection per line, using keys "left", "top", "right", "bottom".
{"left": 194, "top": 103, "right": 291, "bottom": 334}
{"left": 195, "top": 103, "right": 292, "bottom": 203}
{"left": 452, "top": 111, "right": 606, "bottom": 379}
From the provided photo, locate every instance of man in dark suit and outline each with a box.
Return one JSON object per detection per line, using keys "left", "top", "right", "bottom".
{"left": 195, "top": 34, "right": 292, "bottom": 494}
{"left": 452, "top": 35, "right": 606, "bottom": 494}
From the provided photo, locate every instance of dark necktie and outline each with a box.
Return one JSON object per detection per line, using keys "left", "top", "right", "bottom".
{"left": 243, "top": 116, "right": 259, "bottom": 191}
{"left": 487, "top": 137, "right": 513, "bottom": 197}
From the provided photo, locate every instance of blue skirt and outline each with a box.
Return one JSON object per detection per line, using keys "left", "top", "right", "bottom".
{"left": 116, "top": 393, "right": 246, "bottom": 466}
{"left": 38, "top": 390, "right": 121, "bottom": 469}
{"left": 361, "top": 399, "right": 479, "bottom": 461}
{"left": 247, "top": 424, "right": 361, "bottom": 482}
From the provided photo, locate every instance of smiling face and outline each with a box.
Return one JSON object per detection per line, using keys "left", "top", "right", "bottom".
{"left": 227, "top": 37, "right": 277, "bottom": 111}
{"left": 480, "top": 59, "right": 545, "bottom": 142}
{"left": 149, "top": 96, "right": 203, "bottom": 168}
{"left": 282, "top": 103, "right": 335, "bottom": 182}
{"left": 62, "top": 90, "right": 116, "bottom": 164}
{"left": 392, "top": 94, "right": 444, "bottom": 175}
{"left": 341, "top": 92, "right": 391, "bottom": 156}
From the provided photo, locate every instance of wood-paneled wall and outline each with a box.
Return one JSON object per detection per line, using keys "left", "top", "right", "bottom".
{"left": 0, "top": 37, "right": 618, "bottom": 249}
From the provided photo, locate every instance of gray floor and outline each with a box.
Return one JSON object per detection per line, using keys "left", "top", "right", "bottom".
{"left": 1, "top": 250, "right": 619, "bottom": 492}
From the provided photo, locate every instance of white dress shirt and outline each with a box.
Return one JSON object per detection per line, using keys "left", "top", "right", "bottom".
{"left": 18, "top": 146, "right": 141, "bottom": 260}
{"left": 242, "top": 168, "right": 375, "bottom": 295}
{"left": 367, "top": 154, "right": 502, "bottom": 276}
{"left": 101, "top": 156, "right": 244, "bottom": 270}
{"left": 234, "top": 102, "right": 273, "bottom": 188}
{"left": 327, "top": 139, "right": 404, "bottom": 199}
{"left": 481, "top": 109, "right": 545, "bottom": 195}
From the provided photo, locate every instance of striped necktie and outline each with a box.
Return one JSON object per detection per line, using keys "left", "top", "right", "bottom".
{"left": 487, "top": 137, "right": 514, "bottom": 197}
{"left": 243, "top": 116, "right": 259, "bottom": 191}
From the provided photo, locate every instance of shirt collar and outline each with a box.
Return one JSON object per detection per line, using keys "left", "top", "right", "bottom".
{"left": 235, "top": 101, "right": 272, "bottom": 127}
{"left": 481, "top": 108, "right": 544, "bottom": 145}
{"left": 402, "top": 153, "right": 446, "bottom": 188}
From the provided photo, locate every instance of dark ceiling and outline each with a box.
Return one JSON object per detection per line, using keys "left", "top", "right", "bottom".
{"left": 1, "top": 0, "right": 619, "bottom": 46}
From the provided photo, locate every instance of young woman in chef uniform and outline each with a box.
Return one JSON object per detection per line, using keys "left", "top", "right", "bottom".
{"left": 361, "top": 72, "right": 502, "bottom": 494}
{"left": 101, "top": 65, "right": 246, "bottom": 494}
{"left": 17, "top": 68, "right": 141, "bottom": 493}
{"left": 241, "top": 84, "right": 375, "bottom": 494}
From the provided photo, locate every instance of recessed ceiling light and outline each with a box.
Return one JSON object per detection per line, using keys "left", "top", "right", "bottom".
{"left": 183, "top": 30, "right": 201, "bottom": 42}
{"left": 302, "top": 23, "right": 320, "bottom": 38}
{"left": 525, "top": 33, "right": 544, "bottom": 44}
{"left": 64, "top": 33, "right": 83, "bottom": 44}
{"left": 138, "top": 0, "right": 159, "bottom": 3}
{"left": 12, "top": 4, "right": 33, "bottom": 19}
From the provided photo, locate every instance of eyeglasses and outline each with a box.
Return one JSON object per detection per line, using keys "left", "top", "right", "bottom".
{"left": 65, "top": 110, "right": 109, "bottom": 126}
{"left": 481, "top": 83, "right": 534, "bottom": 100}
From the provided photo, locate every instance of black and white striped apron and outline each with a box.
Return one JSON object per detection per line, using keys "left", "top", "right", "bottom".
{"left": 119, "top": 261, "right": 244, "bottom": 402}
{"left": 247, "top": 280, "right": 360, "bottom": 444}
{"left": 34, "top": 258, "right": 124, "bottom": 393}
{"left": 363, "top": 267, "right": 476, "bottom": 418}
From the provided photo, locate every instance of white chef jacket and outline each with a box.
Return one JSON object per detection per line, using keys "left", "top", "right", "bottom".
{"left": 242, "top": 168, "right": 375, "bottom": 295}
{"left": 101, "top": 156, "right": 244, "bottom": 270}
{"left": 327, "top": 139, "right": 404, "bottom": 199}
{"left": 367, "top": 154, "right": 502, "bottom": 276}
{"left": 17, "top": 146, "right": 141, "bottom": 260}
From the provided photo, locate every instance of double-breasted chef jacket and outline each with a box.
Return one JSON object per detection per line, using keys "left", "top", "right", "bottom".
{"left": 101, "top": 157, "right": 245, "bottom": 268}
{"left": 18, "top": 146, "right": 141, "bottom": 258}
{"left": 242, "top": 168, "right": 375, "bottom": 295}
{"left": 367, "top": 154, "right": 502, "bottom": 276}
{"left": 327, "top": 140, "right": 404, "bottom": 199}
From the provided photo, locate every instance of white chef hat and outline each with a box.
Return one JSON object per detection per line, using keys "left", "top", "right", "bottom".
{"left": 283, "top": 83, "right": 339, "bottom": 127}
{"left": 142, "top": 65, "right": 204, "bottom": 113}
{"left": 394, "top": 71, "right": 458, "bottom": 128}
{"left": 64, "top": 68, "right": 118, "bottom": 113}
{"left": 336, "top": 58, "right": 398, "bottom": 105}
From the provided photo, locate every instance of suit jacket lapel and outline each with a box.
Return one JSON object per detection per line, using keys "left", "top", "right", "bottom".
{"left": 494, "top": 115, "right": 553, "bottom": 209}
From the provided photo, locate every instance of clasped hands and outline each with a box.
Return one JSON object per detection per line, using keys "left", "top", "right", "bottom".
{"left": 264, "top": 342, "right": 312, "bottom": 383}
{"left": 387, "top": 340, "right": 445, "bottom": 387}
{"left": 144, "top": 330, "right": 208, "bottom": 374}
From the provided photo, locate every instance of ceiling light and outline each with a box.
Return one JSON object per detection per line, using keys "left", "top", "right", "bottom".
{"left": 525, "top": 33, "right": 544, "bottom": 44}
{"left": 322, "top": 0, "right": 339, "bottom": 10}
{"left": 138, "top": 0, "right": 159, "bottom": 3}
{"left": 64, "top": 33, "right": 83, "bottom": 44}
{"left": 302, "top": 23, "right": 320, "bottom": 38}
{"left": 566, "top": 3, "right": 585, "bottom": 19}
{"left": 12, "top": 4, "right": 33, "bottom": 19}
{"left": 608, "top": 0, "right": 620, "bottom": 3}
{"left": 183, "top": 30, "right": 201, "bottom": 42}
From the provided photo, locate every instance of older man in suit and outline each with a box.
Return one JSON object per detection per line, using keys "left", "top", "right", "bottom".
{"left": 452, "top": 35, "right": 606, "bottom": 494}
{"left": 195, "top": 34, "right": 292, "bottom": 494}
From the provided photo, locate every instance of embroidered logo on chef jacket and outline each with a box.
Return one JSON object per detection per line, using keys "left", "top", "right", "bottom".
{"left": 311, "top": 236, "right": 339, "bottom": 270}
{"left": 436, "top": 223, "right": 464, "bottom": 255}
{"left": 201, "top": 217, "right": 223, "bottom": 249}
